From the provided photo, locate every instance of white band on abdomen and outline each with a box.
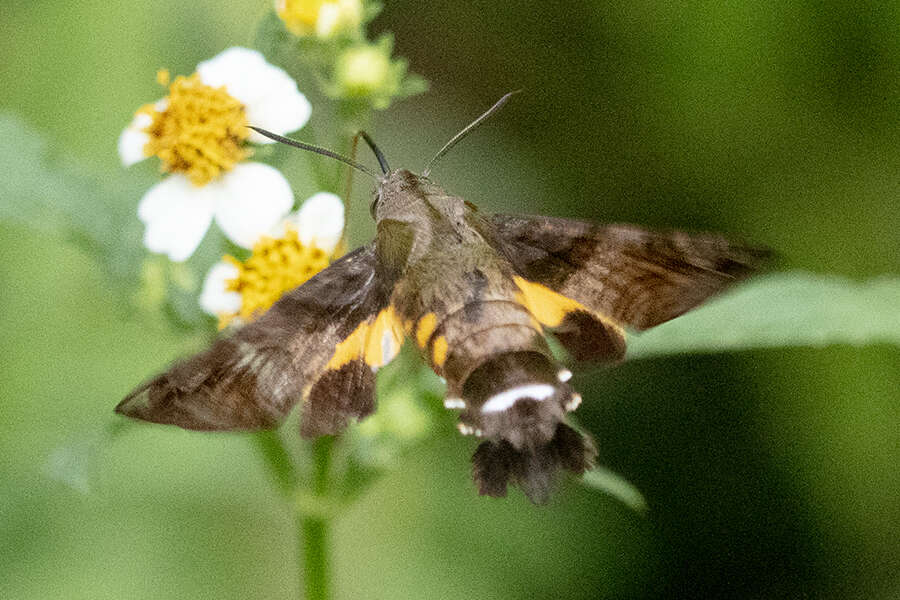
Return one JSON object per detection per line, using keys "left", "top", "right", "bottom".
{"left": 481, "top": 384, "right": 555, "bottom": 413}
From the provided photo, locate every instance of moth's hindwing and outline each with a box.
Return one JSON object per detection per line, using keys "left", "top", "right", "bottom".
{"left": 511, "top": 275, "right": 626, "bottom": 362}
{"left": 491, "top": 213, "right": 770, "bottom": 335}
{"left": 301, "top": 302, "right": 405, "bottom": 438}
{"left": 116, "top": 244, "right": 405, "bottom": 436}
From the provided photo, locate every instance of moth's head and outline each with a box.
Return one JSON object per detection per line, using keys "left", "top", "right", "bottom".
{"left": 370, "top": 168, "right": 427, "bottom": 218}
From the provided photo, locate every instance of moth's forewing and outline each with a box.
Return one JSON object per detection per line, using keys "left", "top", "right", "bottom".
{"left": 117, "top": 244, "right": 405, "bottom": 436}
{"left": 490, "top": 214, "right": 770, "bottom": 333}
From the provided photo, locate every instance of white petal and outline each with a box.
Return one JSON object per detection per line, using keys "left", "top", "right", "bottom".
{"left": 138, "top": 175, "right": 215, "bottom": 262}
{"left": 196, "top": 47, "right": 268, "bottom": 99}
{"left": 196, "top": 46, "right": 311, "bottom": 143}
{"left": 118, "top": 112, "right": 153, "bottom": 166}
{"left": 211, "top": 162, "right": 293, "bottom": 248}
{"left": 199, "top": 261, "right": 242, "bottom": 316}
{"left": 288, "top": 192, "right": 345, "bottom": 254}
{"left": 244, "top": 85, "right": 312, "bottom": 144}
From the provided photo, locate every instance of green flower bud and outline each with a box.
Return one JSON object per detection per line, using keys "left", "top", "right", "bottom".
{"left": 335, "top": 45, "right": 392, "bottom": 99}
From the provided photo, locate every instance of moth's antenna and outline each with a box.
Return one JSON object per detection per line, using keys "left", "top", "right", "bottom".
{"left": 343, "top": 131, "right": 363, "bottom": 212}
{"left": 358, "top": 131, "right": 390, "bottom": 174}
{"left": 249, "top": 126, "right": 377, "bottom": 178}
{"left": 422, "top": 90, "right": 521, "bottom": 178}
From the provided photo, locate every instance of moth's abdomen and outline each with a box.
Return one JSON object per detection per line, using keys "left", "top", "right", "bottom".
{"left": 410, "top": 296, "right": 594, "bottom": 502}
{"left": 458, "top": 351, "right": 573, "bottom": 446}
{"left": 414, "top": 298, "right": 570, "bottom": 427}
{"left": 414, "top": 299, "right": 539, "bottom": 382}
{"left": 461, "top": 351, "right": 596, "bottom": 503}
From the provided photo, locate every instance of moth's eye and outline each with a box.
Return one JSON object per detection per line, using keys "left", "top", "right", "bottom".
{"left": 369, "top": 192, "right": 381, "bottom": 218}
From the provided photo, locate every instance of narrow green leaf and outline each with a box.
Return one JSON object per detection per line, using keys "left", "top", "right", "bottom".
{"left": 581, "top": 467, "right": 649, "bottom": 514}
{"left": 627, "top": 272, "right": 900, "bottom": 358}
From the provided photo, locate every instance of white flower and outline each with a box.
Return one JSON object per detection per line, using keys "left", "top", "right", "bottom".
{"left": 199, "top": 261, "right": 242, "bottom": 316}
{"left": 119, "top": 47, "right": 312, "bottom": 262}
{"left": 138, "top": 163, "right": 294, "bottom": 261}
{"left": 118, "top": 111, "right": 154, "bottom": 167}
{"left": 200, "top": 192, "right": 345, "bottom": 322}
{"left": 278, "top": 191, "right": 346, "bottom": 254}
{"left": 195, "top": 48, "right": 311, "bottom": 145}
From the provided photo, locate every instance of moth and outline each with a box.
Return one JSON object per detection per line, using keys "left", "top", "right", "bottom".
{"left": 117, "top": 94, "right": 768, "bottom": 503}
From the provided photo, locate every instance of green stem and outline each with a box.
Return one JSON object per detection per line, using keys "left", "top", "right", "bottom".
{"left": 253, "top": 430, "right": 298, "bottom": 497}
{"left": 300, "top": 513, "right": 329, "bottom": 600}
{"left": 252, "top": 432, "right": 336, "bottom": 600}
{"left": 300, "top": 436, "right": 334, "bottom": 600}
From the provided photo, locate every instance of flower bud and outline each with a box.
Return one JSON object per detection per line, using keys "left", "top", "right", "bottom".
{"left": 335, "top": 44, "right": 391, "bottom": 98}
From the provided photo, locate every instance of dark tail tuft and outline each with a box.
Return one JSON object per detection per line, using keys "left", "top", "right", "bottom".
{"left": 472, "top": 423, "right": 597, "bottom": 504}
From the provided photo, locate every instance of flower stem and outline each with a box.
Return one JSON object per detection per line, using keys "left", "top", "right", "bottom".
{"left": 253, "top": 430, "right": 298, "bottom": 496}
{"left": 253, "top": 432, "right": 335, "bottom": 600}
{"left": 300, "top": 513, "right": 329, "bottom": 600}
{"left": 300, "top": 436, "right": 334, "bottom": 600}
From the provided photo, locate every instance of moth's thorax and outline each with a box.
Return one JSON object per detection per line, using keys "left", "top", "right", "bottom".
{"left": 374, "top": 168, "right": 484, "bottom": 270}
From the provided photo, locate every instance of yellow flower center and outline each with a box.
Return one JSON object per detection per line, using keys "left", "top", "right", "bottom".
{"left": 276, "top": 0, "right": 325, "bottom": 35}
{"left": 140, "top": 72, "right": 250, "bottom": 186}
{"left": 222, "top": 228, "right": 333, "bottom": 325}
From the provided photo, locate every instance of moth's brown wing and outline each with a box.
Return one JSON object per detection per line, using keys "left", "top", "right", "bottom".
{"left": 491, "top": 214, "right": 769, "bottom": 356}
{"left": 117, "top": 244, "right": 405, "bottom": 436}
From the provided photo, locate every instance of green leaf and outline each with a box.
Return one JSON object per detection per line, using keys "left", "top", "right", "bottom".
{"left": 627, "top": 272, "right": 900, "bottom": 359}
{"left": 396, "top": 73, "right": 429, "bottom": 100}
{"left": 581, "top": 467, "right": 649, "bottom": 514}
{"left": 362, "top": 1, "right": 384, "bottom": 24}
{"left": 0, "top": 112, "right": 146, "bottom": 291}
{"left": 44, "top": 421, "right": 133, "bottom": 494}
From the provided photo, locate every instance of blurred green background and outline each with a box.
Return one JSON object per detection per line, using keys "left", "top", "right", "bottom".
{"left": 1, "top": 1, "right": 898, "bottom": 598}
